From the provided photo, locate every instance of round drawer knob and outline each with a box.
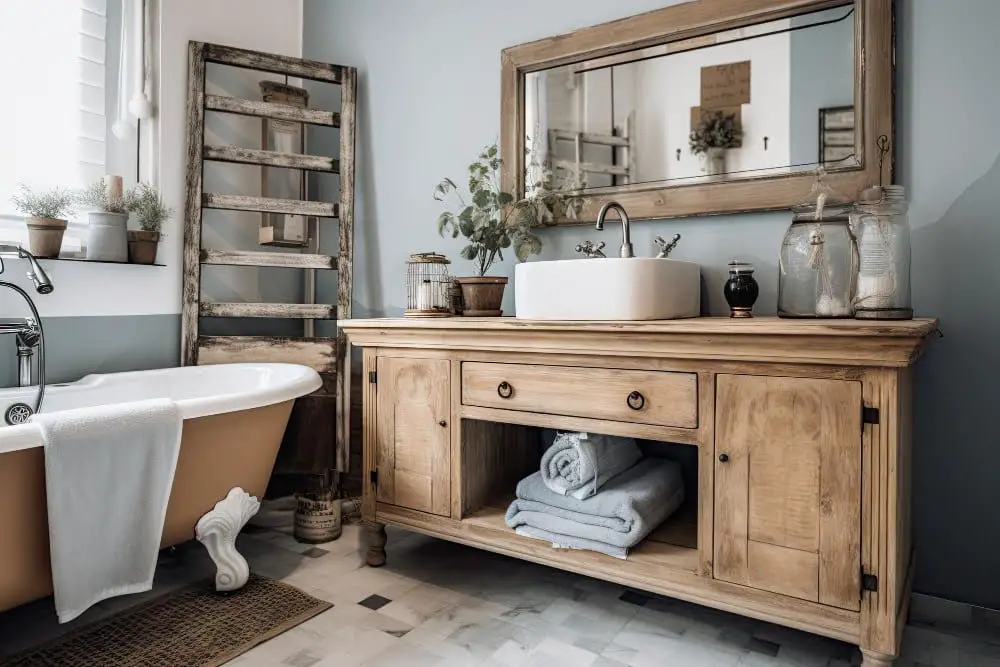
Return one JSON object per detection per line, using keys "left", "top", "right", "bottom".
{"left": 626, "top": 390, "right": 645, "bottom": 410}
{"left": 719, "top": 454, "right": 730, "bottom": 463}
{"left": 438, "top": 420, "right": 447, "bottom": 427}
{"left": 497, "top": 381, "right": 513, "bottom": 399}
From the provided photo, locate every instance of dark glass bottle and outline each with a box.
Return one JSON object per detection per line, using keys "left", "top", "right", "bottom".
{"left": 724, "top": 261, "right": 759, "bottom": 318}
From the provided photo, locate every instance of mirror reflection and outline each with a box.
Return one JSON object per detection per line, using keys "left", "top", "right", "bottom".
{"left": 523, "top": 5, "right": 856, "bottom": 192}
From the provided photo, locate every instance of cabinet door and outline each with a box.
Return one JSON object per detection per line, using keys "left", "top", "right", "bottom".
{"left": 375, "top": 356, "right": 451, "bottom": 516}
{"left": 715, "top": 375, "right": 861, "bottom": 611}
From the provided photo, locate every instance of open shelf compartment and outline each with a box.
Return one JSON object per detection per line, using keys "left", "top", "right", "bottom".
{"left": 457, "top": 418, "right": 701, "bottom": 575}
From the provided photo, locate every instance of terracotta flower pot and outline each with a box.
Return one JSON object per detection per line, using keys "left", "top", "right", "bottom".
{"left": 456, "top": 276, "right": 507, "bottom": 317}
{"left": 127, "top": 230, "right": 160, "bottom": 264}
{"left": 25, "top": 217, "right": 67, "bottom": 259}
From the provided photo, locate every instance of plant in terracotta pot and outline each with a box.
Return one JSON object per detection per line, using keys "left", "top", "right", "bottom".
{"left": 126, "top": 182, "right": 172, "bottom": 265}
{"left": 435, "top": 143, "right": 582, "bottom": 316}
{"left": 689, "top": 110, "right": 743, "bottom": 176}
{"left": 10, "top": 184, "right": 76, "bottom": 258}
{"left": 78, "top": 176, "right": 133, "bottom": 262}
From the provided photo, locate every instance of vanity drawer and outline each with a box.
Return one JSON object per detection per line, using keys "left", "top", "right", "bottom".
{"left": 461, "top": 362, "right": 698, "bottom": 428}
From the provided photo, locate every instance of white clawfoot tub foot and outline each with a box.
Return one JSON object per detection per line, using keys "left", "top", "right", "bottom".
{"left": 195, "top": 487, "right": 261, "bottom": 592}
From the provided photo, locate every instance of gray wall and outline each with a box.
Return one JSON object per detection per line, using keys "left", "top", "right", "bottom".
{"left": 0, "top": 315, "right": 179, "bottom": 387}
{"left": 789, "top": 7, "right": 855, "bottom": 166}
{"left": 303, "top": 0, "right": 1000, "bottom": 608}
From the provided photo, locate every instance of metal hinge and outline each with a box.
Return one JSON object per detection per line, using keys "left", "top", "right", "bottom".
{"left": 370, "top": 469, "right": 378, "bottom": 486}
{"left": 862, "top": 405, "right": 880, "bottom": 428}
{"left": 369, "top": 370, "right": 377, "bottom": 384}
{"left": 861, "top": 571, "right": 879, "bottom": 593}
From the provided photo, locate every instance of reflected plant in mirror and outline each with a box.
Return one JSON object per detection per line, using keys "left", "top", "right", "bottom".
{"left": 689, "top": 111, "right": 744, "bottom": 176}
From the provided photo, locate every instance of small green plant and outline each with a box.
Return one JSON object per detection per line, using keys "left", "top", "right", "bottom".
{"left": 435, "top": 143, "right": 583, "bottom": 277}
{"left": 128, "top": 183, "right": 173, "bottom": 233}
{"left": 689, "top": 110, "right": 743, "bottom": 155}
{"left": 10, "top": 184, "right": 76, "bottom": 219}
{"left": 77, "top": 179, "right": 133, "bottom": 214}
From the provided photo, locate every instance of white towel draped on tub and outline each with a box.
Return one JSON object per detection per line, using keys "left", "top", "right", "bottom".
{"left": 34, "top": 399, "right": 182, "bottom": 623}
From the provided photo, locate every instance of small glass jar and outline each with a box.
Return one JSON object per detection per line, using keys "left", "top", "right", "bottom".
{"left": 851, "top": 185, "right": 912, "bottom": 319}
{"left": 724, "top": 261, "right": 759, "bottom": 318}
{"left": 778, "top": 181, "right": 858, "bottom": 318}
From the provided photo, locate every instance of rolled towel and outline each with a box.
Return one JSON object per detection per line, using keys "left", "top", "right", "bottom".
{"left": 506, "top": 458, "right": 684, "bottom": 557}
{"left": 540, "top": 431, "right": 643, "bottom": 500}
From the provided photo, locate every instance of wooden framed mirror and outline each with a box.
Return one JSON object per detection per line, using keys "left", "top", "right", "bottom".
{"left": 500, "top": 0, "right": 893, "bottom": 224}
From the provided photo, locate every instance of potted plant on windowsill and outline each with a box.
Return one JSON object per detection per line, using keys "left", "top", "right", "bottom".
{"left": 78, "top": 176, "right": 132, "bottom": 262}
{"left": 689, "top": 110, "right": 743, "bottom": 176}
{"left": 435, "top": 143, "right": 582, "bottom": 316}
{"left": 127, "top": 183, "right": 172, "bottom": 264}
{"left": 10, "top": 184, "right": 76, "bottom": 258}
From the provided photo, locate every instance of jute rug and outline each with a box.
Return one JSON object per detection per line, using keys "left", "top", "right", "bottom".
{"left": 0, "top": 575, "right": 332, "bottom": 667}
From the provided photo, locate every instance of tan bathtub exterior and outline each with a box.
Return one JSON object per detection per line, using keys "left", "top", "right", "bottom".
{"left": 0, "top": 400, "right": 294, "bottom": 613}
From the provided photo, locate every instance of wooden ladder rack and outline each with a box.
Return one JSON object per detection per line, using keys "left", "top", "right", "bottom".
{"left": 182, "top": 41, "right": 357, "bottom": 473}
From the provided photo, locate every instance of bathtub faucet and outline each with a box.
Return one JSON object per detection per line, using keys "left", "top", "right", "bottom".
{"left": 0, "top": 245, "right": 54, "bottom": 422}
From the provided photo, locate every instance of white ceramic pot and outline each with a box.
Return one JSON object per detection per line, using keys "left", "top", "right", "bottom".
{"left": 706, "top": 147, "right": 727, "bottom": 176}
{"left": 87, "top": 211, "right": 129, "bottom": 262}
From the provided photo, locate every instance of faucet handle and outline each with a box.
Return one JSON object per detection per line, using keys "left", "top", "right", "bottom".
{"left": 654, "top": 234, "right": 681, "bottom": 259}
{"left": 575, "top": 240, "right": 606, "bottom": 259}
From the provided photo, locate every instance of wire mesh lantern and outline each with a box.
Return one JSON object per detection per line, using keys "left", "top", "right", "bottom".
{"left": 405, "top": 253, "right": 452, "bottom": 318}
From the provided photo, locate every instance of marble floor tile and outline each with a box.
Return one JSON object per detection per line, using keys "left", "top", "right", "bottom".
{"left": 2, "top": 522, "right": 998, "bottom": 667}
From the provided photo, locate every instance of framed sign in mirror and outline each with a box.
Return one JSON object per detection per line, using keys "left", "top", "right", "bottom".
{"left": 500, "top": 0, "right": 892, "bottom": 224}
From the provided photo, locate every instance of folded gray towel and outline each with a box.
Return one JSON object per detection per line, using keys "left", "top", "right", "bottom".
{"left": 515, "top": 525, "right": 628, "bottom": 559}
{"left": 540, "top": 431, "right": 643, "bottom": 500}
{"left": 505, "top": 458, "right": 684, "bottom": 556}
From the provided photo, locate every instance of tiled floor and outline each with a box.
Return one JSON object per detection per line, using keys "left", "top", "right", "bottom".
{"left": 1, "top": 520, "right": 998, "bottom": 666}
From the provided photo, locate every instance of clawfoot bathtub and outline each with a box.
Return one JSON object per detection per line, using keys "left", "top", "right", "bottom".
{"left": 0, "top": 363, "right": 321, "bottom": 613}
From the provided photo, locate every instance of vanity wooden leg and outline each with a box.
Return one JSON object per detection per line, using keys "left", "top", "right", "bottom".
{"left": 860, "top": 649, "right": 896, "bottom": 667}
{"left": 365, "top": 521, "right": 387, "bottom": 567}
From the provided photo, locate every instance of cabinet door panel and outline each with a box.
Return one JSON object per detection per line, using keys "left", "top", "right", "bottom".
{"left": 715, "top": 374, "right": 861, "bottom": 611}
{"left": 376, "top": 357, "right": 451, "bottom": 516}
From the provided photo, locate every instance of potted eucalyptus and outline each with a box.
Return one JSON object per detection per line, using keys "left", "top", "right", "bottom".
{"left": 127, "top": 182, "right": 172, "bottom": 264}
{"left": 689, "top": 110, "right": 743, "bottom": 176}
{"left": 78, "top": 176, "right": 131, "bottom": 262}
{"left": 10, "top": 184, "right": 76, "bottom": 258}
{"left": 435, "top": 143, "right": 582, "bottom": 316}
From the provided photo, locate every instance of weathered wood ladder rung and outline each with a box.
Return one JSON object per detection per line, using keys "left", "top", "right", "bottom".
{"left": 201, "top": 193, "right": 338, "bottom": 218}
{"left": 184, "top": 40, "right": 357, "bottom": 473}
{"left": 201, "top": 249, "right": 337, "bottom": 270}
{"left": 204, "top": 94, "right": 341, "bottom": 127}
{"left": 204, "top": 145, "right": 340, "bottom": 173}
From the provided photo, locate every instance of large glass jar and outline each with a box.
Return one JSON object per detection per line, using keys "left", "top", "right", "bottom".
{"left": 778, "top": 185, "right": 858, "bottom": 318}
{"left": 851, "top": 185, "right": 912, "bottom": 319}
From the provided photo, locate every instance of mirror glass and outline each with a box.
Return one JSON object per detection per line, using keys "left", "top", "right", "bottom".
{"left": 523, "top": 4, "right": 856, "bottom": 192}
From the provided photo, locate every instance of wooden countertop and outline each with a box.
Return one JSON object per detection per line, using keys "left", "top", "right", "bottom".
{"left": 340, "top": 316, "right": 938, "bottom": 368}
{"left": 340, "top": 316, "right": 938, "bottom": 338}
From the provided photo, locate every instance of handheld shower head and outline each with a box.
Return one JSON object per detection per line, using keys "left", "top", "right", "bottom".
{"left": 0, "top": 245, "right": 55, "bottom": 294}
{"left": 16, "top": 249, "right": 53, "bottom": 294}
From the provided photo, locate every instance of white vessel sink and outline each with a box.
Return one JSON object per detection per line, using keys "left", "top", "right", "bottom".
{"left": 514, "top": 257, "right": 701, "bottom": 321}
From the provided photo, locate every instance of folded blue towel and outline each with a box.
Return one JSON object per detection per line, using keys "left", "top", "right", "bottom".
{"left": 540, "top": 431, "right": 643, "bottom": 500}
{"left": 505, "top": 458, "right": 684, "bottom": 558}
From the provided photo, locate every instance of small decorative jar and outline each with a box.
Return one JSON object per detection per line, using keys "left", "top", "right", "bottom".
{"left": 778, "top": 175, "right": 858, "bottom": 318}
{"left": 724, "top": 261, "right": 759, "bottom": 318}
{"left": 851, "top": 185, "right": 912, "bottom": 319}
{"left": 405, "top": 252, "right": 452, "bottom": 317}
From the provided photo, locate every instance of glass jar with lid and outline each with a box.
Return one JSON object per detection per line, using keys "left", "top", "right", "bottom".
{"left": 851, "top": 185, "right": 912, "bottom": 319}
{"left": 778, "top": 174, "right": 858, "bottom": 318}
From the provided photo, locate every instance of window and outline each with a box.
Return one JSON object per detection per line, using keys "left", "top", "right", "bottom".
{"left": 0, "top": 0, "right": 140, "bottom": 254}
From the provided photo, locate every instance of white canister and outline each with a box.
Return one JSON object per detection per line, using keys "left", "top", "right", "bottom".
{"left": 87, "top": 211, "right": 129, "bottom": 262}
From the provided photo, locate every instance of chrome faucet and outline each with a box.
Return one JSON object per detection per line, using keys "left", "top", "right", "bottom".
{"left": 595, "top": 201, "right": 634, "bottom": 258}
{"left": 0, "top": 245, "right": 54, "bottom": 422}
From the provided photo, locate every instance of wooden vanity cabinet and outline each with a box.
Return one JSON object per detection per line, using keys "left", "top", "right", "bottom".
{"left": 714, "top": 375, "right": 862, "bottom": 611}
{"left": 343, "top": 317, "right": 937, "bottom": 667}
{"left": 372, "top": 356, "right": 451, "bottom": 516}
